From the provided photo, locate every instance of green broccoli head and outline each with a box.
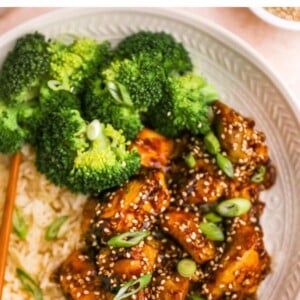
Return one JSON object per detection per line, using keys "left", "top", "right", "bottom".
{"left": 103, "top": 54, "right": 166, "bottom": 112}
{"left": 17, "top": 102, "right": 41, "bottom": 146}
{"left": 36, "top": 108, "right": 141, "bottom": 194}
{"left": 83, "top": 78, "right": 143, "bottom": 140}
{"left": 0, "top": 103, "right": 26, "bottom": 154}
{"left": 39, "top": 83, "right": 81, "bottom": 114}
{"left": 146, "top": 73, "right": 219, "bottom": 137}
{"left": 48, "top": 38, "right": 112, "bottom": 93}
{"left": 114, "top": 31, "right": 193, "bottom": 75}
{"left": 0, "top": 32, "right": 50, "bottom": 105}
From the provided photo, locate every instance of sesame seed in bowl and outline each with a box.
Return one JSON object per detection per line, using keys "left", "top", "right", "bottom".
{"left": 250, "top": 7, "right": 300, "bottom": 31}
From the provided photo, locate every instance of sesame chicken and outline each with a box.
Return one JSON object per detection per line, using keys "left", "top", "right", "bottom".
{"left": 97, "top": 238, "right": 159, "bottom": 284}
{"left": 56, "top": 250, "right": 114, "bottom": 300}
{"left": 57, "top": 100, "right": 276, "bottom": 300}
{"left": 213, "top": 101, "right": 268, "bottom": 167}
{"left": 130, "top": 128, "right": 174, "bottom": 170}
{"left": 86, "top": 170, "right": 170, "bottom": 246}
{"left": 160, "top": 209, "right": 216, "bottom": 264}
{"left": 202, "top": 212, "right": 270, "bottom": 299}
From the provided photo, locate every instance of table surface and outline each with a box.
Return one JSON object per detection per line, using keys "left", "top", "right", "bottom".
{"left": 0, "top": 7, "right": 299, "bottom": 105}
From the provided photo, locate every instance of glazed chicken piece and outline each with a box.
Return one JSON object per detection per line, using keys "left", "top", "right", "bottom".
{"left": 130, "top": 128, "right": 174, "bottom": 170}
{"left": 81, "top": 198, "right": 99, "bottom": 234}
{"left": 87, "top": 170, "right": 170, "bottom": 246}
{"left": 202, "top": 214, "right": 271, "bottom": 299}
{"left": 56, "top": 250, "right": 114, "bottom": 300}
{"left": 96, "top": 238, "right": 159, "bottom": 288}
{"left": 213, "top": 101, "right": 268, "bottom": 166}
{"left": 151, "top": 273, "right": 190, "bottom": 300}
{"left": 169, "top": 136, "right": 229, "bottom": 205}
{"left": 160, "top": 208, "right": 216, "bottom": 264}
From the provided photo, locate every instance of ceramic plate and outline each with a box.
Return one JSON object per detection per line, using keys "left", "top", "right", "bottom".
{"left": 0, "top": 8, "right": 299, "bottom": 300}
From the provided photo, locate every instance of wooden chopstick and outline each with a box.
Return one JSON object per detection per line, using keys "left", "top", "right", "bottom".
{"left": 0, "top": 152, "right": 22, "bottom": 300}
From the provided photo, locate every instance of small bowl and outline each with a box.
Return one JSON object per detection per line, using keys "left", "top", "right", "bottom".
{"left": 250, "top": 7, "right": 300, "bottom": 31}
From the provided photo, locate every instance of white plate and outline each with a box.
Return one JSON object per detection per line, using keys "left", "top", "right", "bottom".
{"left": 0, "top": 8, "right": 299, "bottom": 300}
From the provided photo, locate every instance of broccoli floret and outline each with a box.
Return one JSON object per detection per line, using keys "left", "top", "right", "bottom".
{"left": 48, "top": 38, "right": 112, "bottom": 93}
{"left": 0, "top": 103, "right": 26, "bottom": 154}
{"left": 0, "top": 32, "right": 50, "bottom": 105}
{"left": 36, "top": 108, "right": 141, "bottom": 194}
{"left": 0, "top": 101, "right": 40, "bottom": 153}
{"left": 114, "top": 31, "right": 192, "bottom": 75}
{"left": 39, "top": 83, "right": 81, "bottom": 114}
{"left": 83, "top": 78, "right": 143, "bottom": 140}
{"left": 17, "top": 102, "right": 41, "bottom": 146}
{"left": 103, "top": 54, "right": 166, "bottom": 112}
{"left": 146, "top": 73, "right": 219, "bottom": 137}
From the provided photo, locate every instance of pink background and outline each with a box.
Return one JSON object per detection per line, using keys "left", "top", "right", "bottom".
{"left": 0, "top": 7, "right": 299, "bottom": 103}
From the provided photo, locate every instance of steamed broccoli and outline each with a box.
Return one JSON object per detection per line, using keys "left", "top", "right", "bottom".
{"left": 36, "top": 108, "right": 141, "bottom": 194}
{"left": 0, "top": 101, "right": 41, "bottom": 153}
{"left": 39, "top": 83, "right": 81, "bottom": 114}
{"left": 83, "top": 78, "right": 143, "bottom": 140}
{"left": 0, "top": 103, "right": 25, "bottom": 154}
{"left": 48, "top": 38, "right": 112, "bottom": 93}
{"left": 0, "top": 32, "right": 50, "bottom": 105}
{"left": 114, "top": 31, "right": 193, "bottom": 75}
{"left": 146, "top": 73, "right": 219, "bottom": 137}
{"left": 103, "top": 54, "right": 166, "bottom": 112}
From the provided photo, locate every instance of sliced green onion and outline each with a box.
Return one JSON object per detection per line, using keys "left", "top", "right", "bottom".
{"left": 16, "top": 268, "right": 43, "bottom": 300}
{"left": 204, "top": 131, "right": 221, "bottom": 155}
{"left": 107, "top": 231, "right": 150, "bottom": 248}
{"left": 108, "top": 81, "right": 122, "bottom": 103}
{"left": 216, "top": 198, "right": 251, "bottom": 218}
{"left": 216, "top": 153, "right": 234, "bottom": 178}
{"left": 107, "top": 81, "right": 133, "bottom": 107}
{"left": 45, "top": 215, "right": 68, "bottom": 241}
{"left": 177, "top": 259, "right": 197, "bottom": 277}
{"left": 199, "top": 222, "right": 224, "bottom": 241}
{"left": 189, "top": 295, "right": 206, "bottom": 300}
{"left": 116, "top": 82, "right": 133, "bottom": 107}
{"left": 204, "top": 212, "right": 222, "bottom": 223}
{"left": 86, "top": 120, "right": 101, "bottom": 141}
{"left": 113, "top": 274, "right": 152, "bottom": 300}
{"left": 251, "top": 166, "right": 266, "bottom": 183}
{"left": 47, "top": 80, "right": 69, "bottom": 91}
{"left": 185, "top": 152, "right": 196, "bottom": 168}
{"left": 13, "top": 208, "right": 28, "bottom": 240}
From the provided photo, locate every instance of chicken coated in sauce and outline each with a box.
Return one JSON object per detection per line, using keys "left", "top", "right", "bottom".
{"left": 56, "top": 102, "right": 275, "bottom": 300}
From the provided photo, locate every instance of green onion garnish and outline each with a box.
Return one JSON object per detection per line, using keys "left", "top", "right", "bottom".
{"left": 47, "top": 80, "right": 69, "bottom": 91}
{"left": 177, "top": 258, "right": 197, "bottom": 277}
{"left": 204, "top": 131, "right": 220, "bottom": 155}
{"left": 189, "top": 295, "right": 206, "bottom": 300}
{"left": 107, "top": 231, "right": 150, "bottom": 248}
{"left": 13, "top": 208, "right": 28, "bottom": 240}
{"left": 216, "top": 198, "right": 251, "bottom": 218}
{"left": 107, "top": 81, "right": 121, "bottom": 102}
{"left": 86, "top": 120, "right": 101, "bottom": 141}
{"left": 216, "top": 153, "right": 234, "bottom": 178}
{"left": 116, "top": 82, "right": 133, "bottom": 107}
{"left": 199, "top": 222, "right": 224, "bottom": 241}
{"left": 204, "top": 212, "right": 222, "bottom": 223}
{"left": 185, "top": 152, "right": 196, "bottom": 168}
{"left": 45, "top": 215, "right": 68, "bottom": 241}
{"left": 16, "top": 268, "right": 43, "bottom": 300}
{"left": 113, "top": 274, "right": 152, "bottom": 300}
{"left": 251, "top": 166, "right": 266, "bottom": 183}
{"left": 107, "top": 81, "right": 133, "bottom": 107}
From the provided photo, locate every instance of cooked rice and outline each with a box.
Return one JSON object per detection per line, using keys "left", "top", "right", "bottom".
{"left": 0, "top": 146, "right": 88, "bottom": 299}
